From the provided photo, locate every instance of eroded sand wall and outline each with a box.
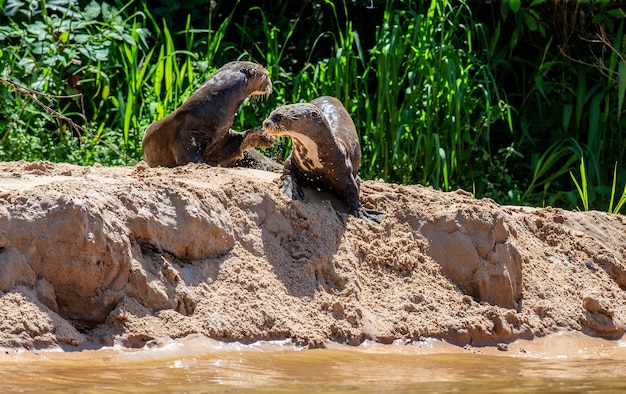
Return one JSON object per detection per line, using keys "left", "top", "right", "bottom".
{"left": 0, "top": 161, "right": 625, "bottom": 349}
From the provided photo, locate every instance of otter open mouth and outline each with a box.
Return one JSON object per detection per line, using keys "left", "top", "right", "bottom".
{"left": 249, "top": 84, "right": 273, "bottom": 102}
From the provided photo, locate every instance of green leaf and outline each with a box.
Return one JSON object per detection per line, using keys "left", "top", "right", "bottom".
{"left": 509, "top": 0, "right": 521, "bottom": 13}
{"left": 122, "top": 33, "right": 135, "bottom": 46}
{"left": 575, "top": 72, "right": 586, "bottom": 129}
{"left": 563, "top": 103, "right": 573, "bottom": 132}
{"left": 31, "top": 43, "right": 53, "bottom": 55}
{"left": 93, "top": 48, "right": 109, "bottom": 62}
{"left": 587, "top": 92, "right": 603, "bottom": 177}
{"left": 58, "top": 31, "right": 70, "bottom": 44}
{"left": 618, "top": 60, "right": 626, "bottom": 120}
{"left": 17, "top": 57, "right": 36, "bottom": 74}
{"left": 124, "top": 93, "right": 134, "bottom": 144}
{"left": 500, "top": 0, "right": 510, "bottom": 19}
{"left": 534, "top": 73, "right": 548, "bottom": 101}
{"left": 135, "top": 46, "right": 155, "bottom": 92}
{"left": 28, "top": 21, "right": 49, "bottom": 41}
{"left": 523, "top": 11, "right": 538, "bottom": 31}
{"left": 0, "top": 26, "right": 15, "bottom": 40}
{"left": 43, "top": 53, "right": 68, "bottom": 66}
{"left": 101, "top": 2, "right": 115, "bottom": 21}
{"left": 83, "top": 1, "right": 101, "bottom": 20}
{"left": 154, "top": 46, "right": 165, "bottom": 98}
{"left": 107, "top": 31, "right": 123, "bottom": 41}
{"left": 592, "top": 13, "right": 606, "bottom": 24}
{"left": 135, "top": 27, "right": 151, "bottom": 49}
{"left": 74, "top": 33, "right": 91, "bottom": 44}
{"left": 538, "top": 23, "right": 546, "bottom": 37}
{"left": 607, "top": 9, "right": 626, "bottom": 18}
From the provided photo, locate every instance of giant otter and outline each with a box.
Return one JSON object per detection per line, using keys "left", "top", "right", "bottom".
{"left": 262, "top": 96, "right": 383, "bottom": 223}
{"left": 142, "top": 61, "right": 279, "bottom": 170}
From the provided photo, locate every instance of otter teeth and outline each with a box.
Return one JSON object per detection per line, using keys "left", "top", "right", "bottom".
{"left": 250, "top": 89, "right": 271, "bottom": 97}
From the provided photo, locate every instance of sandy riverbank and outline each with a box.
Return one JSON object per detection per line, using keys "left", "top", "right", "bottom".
{"left": 0, "top": 160, "right": 625, "bottom": 350}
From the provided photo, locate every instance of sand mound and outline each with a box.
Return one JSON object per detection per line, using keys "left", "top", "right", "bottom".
{"left": 0, "top": 160, "right": 625, "bottom": 349}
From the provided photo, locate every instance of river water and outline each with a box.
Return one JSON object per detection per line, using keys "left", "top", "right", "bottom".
{"left": 2, "top": 333, "right": 626, "bottom": 393}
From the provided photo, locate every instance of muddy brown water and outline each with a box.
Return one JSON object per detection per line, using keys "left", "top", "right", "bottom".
{"left": 1, "top": 334, "right": 625, "bottom": 393}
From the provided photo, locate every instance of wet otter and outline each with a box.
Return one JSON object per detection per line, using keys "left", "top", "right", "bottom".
{"left": 262, "top": 96, "right": 383, "bottom": 223}
{"left": 142, "top": 61, "right": 278, "bottom": 170}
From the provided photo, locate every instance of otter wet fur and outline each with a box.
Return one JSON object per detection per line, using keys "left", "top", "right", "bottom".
{"left": 141, "top": 61, "right": 277, "bottom": 169}
{"left": 263, "top": 96, "right": 384, "bottom": 223}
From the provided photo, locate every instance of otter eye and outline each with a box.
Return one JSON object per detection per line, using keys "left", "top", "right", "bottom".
{"left": 271, "top": 113, "right": 283, "bottom": 123}
{"left": 241, "top": 67, "right": 253, "bottom": 77}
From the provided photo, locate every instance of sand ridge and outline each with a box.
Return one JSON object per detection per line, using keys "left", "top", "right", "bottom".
{"left": 0, "top": 160, "right": 625, "bottom": 350}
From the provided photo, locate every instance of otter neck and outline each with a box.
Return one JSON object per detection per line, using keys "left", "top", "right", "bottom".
{"left": 189, "top": 80, "right": 248, "bottom": 117}
{"left": 290, "top": 131, "right": 331, "bottom": 172}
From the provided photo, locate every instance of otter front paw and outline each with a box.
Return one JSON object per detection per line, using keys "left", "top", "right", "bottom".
{"left": 280, "top": 174, "right": 305, "bottom": 201}
{"left": 242, "top": 128, "right": 276, "bottom": 149}
{"left": 357, "top": 206, "right": 385, "bottom": 225}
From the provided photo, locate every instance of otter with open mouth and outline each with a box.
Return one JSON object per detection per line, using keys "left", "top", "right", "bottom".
{"left": 263, "top": 96, "right": 384, "bottom": 223}
{"left": 142, "top": 61, "right": 278, "bottom": 170}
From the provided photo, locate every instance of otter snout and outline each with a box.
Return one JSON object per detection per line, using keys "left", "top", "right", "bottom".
{"left": 263, "top": 114, "right": 282, "bottom": 135}
{"left": 263, "top": 111, "right": 284, "bottom": 130}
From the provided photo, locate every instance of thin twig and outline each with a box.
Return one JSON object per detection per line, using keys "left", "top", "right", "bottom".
{"left": 0, "top": 78, "right": 138, "bottom": 165}
{"left": 560, "top": 24, "right": 626, "bottom": 84}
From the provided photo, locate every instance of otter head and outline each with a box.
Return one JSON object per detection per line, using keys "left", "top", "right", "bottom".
{"left": 214, "top": 61, "right": 272, "bottom": 100}
{"left": 262, "top": 103, "right": 328, "bottom": 139}
{"left": 263, "top": 103, "right": 332, "bottom": 173}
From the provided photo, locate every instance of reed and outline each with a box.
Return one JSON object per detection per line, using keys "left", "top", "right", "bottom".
{"left": 236, "top": 0, "right": 511, "bottom": 191}
{"left": 609, "top": 163, "right": 626, "bottom": 215}
{"left": 89, "top": 1, "right": 238, "bottom": 160}
{"left": 358, "top": 0, "right": 511, "bottom": 190}
{"left": 570, "top": 157, "right": 590, "bottom": 211}
{"left": 1, "top": 0, "right": 624, "bottom": 214}
{"left": 521, "top": 138, "right": 583, "bottom": 206}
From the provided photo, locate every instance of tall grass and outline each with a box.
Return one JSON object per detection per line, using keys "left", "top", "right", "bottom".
{"left": 493, "top": 2, "right": 626, "bottom": 212}
{"left": 609, "top": 163, "right": 626, "bottom": 214}
{"left": 236, "top": 0, "right": 511, "bottom": 191}
{"left": 1, "top": 0, "right": 624, "bottom": 214}
{"left": 368, "top": 1, "right": 512, "bottom": 190}
{"left": 105, "top": 4, "right": 239, "bottom": 157}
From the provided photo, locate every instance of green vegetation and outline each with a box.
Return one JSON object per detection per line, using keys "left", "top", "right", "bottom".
{"left": 0, "top": 0, "right": 624, "bottom": 214}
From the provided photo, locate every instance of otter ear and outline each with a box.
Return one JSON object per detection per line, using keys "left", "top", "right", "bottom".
{"left": 240, "top": 67, "right": 254, "bottom": 78}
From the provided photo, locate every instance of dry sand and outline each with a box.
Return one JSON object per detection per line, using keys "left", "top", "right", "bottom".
{"left": 0, "top": 160, "right": 625, "bottom": 350}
